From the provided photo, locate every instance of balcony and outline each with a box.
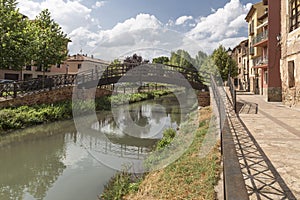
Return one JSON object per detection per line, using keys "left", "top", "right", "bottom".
{"left": 252, "top": 30, "right": 268, "bottom": 47}
{"left": 253, "top": 56, "right": 268, "bottom": 68}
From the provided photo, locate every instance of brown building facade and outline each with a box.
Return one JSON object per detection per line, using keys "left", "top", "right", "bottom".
{"left": 0, "top": 54, "right": 109, "bottom": 81}
{"left": 245, "top": 0, "right": 282, "bottom": 101}
{"left": 231, "top": 40, "right": 249, "bottom": 91}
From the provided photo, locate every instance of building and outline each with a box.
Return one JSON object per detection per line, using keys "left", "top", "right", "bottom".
{"left": 245, "top": 1, "right": 268, "bottom": 95}
{"left": 280, "top": 0, "right": 300, "bottom": 106}
{"left": 245, "top": 0, "right": 282, "bottom": 101}
{"left": 0, "top": 54, "right": 109, "bottom": 81}
{"left": 231, "top": 39, "right": 249, "bottom": 91}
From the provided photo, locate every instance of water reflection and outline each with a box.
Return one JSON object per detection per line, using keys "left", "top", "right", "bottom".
{"left": 0, "top": 122, "right": 72, "bottom": 200}
{"left": 0, "top": 95, "right": 182, "bottom": 199}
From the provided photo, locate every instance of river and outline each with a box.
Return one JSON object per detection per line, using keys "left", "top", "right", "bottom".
{"left": 0, "top": 95, "right": 183, "bottom": 200}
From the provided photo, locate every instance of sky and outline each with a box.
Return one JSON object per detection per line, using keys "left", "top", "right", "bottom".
{"left": 17, "top": 0, "right": 258, "bottom": 61}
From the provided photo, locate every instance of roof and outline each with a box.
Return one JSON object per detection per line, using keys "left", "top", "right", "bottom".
{"left": 245, "top": 2, "right": 263, "bottom": 22}
{"left": 67, "top": 54, "right": 110, "bottom": 64}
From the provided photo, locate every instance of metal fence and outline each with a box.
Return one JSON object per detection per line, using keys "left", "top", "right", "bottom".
{"left": 0, "top": 74, "right": 77, "bottom": 99}
{"left": 210, "top": 74, "right": 248, "bottom": 200}
{"left": 227, "top": 75, "right": 237, "bottom": 113}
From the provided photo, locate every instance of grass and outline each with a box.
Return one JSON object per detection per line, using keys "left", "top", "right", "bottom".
{"left": 99, "top": 127, "right": 177, "bottom": 200}
{"left": 100, "top": 107, "right": 222, "bottom": 200}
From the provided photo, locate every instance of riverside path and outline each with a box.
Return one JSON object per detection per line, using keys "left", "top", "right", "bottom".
{"left": 232, "top": 93, "right": 300, "bottom": 199}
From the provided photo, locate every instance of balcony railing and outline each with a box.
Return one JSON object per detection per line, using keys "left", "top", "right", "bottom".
{"left": 253, "top": 56, "right": 268, "bottom": 66}
{"left": 252, "top": 30, "right": 268, "bottom": 45}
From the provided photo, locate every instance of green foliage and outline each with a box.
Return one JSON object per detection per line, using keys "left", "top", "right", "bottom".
{"left": 0, "top": 90, "right": 171, "bottom": 135}
{"left": 100, "top": 127, "right": 176, "bottom": 200}
{"left": 152, "top": 56, "right": 169, "bottom": 64}
{"left": 100, "top": 171, "right": 131, "bottom": 200}
{"left": 0, "top": 1, "right": 68, "bottom": 71}
{"left": 99, "top": 170, "right": 144, "bottom": 200}
{"left": 169, "top": 49, "right": 194, "bottom": 68}
{"left": 156, "top": 128, "right": 176, "bottom": 150}
{"left": 198, "top": 56, "right": 220, "bottom": 85}
{"left": 32, "top": 9, "right": 69, "bottom": 71}
{"left": 0, "top": 102, "right": 72, "bottom": 134}
{"left": 195, "top": 51, "right": 208, "bottom": 69}
{"left": 211, "top": 45, "right": 238, "bottom": 81}
{"left": 0, "top": 0, "right": 33, "bottom": 69}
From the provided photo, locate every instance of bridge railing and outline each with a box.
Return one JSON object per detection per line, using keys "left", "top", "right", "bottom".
{"left": 0, "top": 74, "right": 77, "bottom": 99}
{"left": 0, "top": 63, "right": 206, "bottom": 99}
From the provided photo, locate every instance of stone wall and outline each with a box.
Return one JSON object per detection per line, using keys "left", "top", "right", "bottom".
{"left": 280, "top": 0, "right": 300, "bottom": 107}
{"left": 0, "top": 86, "right": 112, "bottom": 108}
{"left": 197, "top": 91, "right": 210, "bottom": 107}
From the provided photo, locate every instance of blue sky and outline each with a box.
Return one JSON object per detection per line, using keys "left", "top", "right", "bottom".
{"left": 17, "top": 0, "right": 258, "bottom": 61}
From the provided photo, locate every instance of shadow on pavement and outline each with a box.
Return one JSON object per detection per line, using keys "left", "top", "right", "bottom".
{"left": 226, "top": 99, "right": 296, "bottom": 199}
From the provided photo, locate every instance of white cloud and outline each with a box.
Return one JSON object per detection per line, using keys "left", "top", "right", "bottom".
{"left": 92, "top": 1, "right": 106, "bottom": 9}
{"left": 186, "top": 0, "right": 251, "bottom": 53}
{"left": 17, "top": 0, "right": 93, "bottom": 33}
{"left": 73, "top": 14, "right": 185, "bottom": 60}
{"left": 175, "top": 16, "right": 193, "bottom": 25}
{"left": 17, "top": 0, "right": 252, "bottom": 60}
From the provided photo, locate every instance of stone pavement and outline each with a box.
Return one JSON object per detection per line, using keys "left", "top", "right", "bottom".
{"left": 235, "top": 93, "right": 300, "bottom": 199}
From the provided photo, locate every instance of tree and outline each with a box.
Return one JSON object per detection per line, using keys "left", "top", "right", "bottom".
{"left": 152, "top": 56, "right": 169, "bottom": 64}
{"left": 0, "top": 0, "right": 33, "bottom": 69}
{"left": 32, "top": 9, "right": 69, "bottom": 74}
{"left": 169, "top": 49, "right": 194, "bottom": 68}
{"left": 194, "top": 51, "right": 207, "bottom": 69}
{"left": 198, "top": 56, "right": 219, "bottom": 85}
{"left": 211, "top": 45, "right": 238, "bottom": 81}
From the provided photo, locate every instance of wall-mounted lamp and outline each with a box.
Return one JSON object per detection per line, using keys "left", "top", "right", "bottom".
{"left": 276, "top": 34, "right": 282, "bottom": 42}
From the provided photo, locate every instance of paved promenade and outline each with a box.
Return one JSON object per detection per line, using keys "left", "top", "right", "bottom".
{"left": 236, "top": 94, "right": 300, "bottom": 199}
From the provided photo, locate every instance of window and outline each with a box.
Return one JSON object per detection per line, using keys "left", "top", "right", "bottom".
{"left": 290, "top": 0, "right": 300, "bottom": 32}
{"left": 288, "top": 60, "right": 295, "bottom": 88}
{"left": 25, "top": 65, "right": 31, "bottom": 71}
{"left": 56, "top": 64, "right": 61, "bottom": 68}
{"left": 78, "top": 64, "right": 82, "bottom": 69}
{"left": 239, "top": 57, "right": 241, "bottom": 63}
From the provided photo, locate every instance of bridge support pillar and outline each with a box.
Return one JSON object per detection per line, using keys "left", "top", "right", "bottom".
{"left": 197, "top": 90, "right": 210, "bottom": 107}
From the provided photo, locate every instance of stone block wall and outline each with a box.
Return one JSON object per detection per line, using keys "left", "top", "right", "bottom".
{"left": 280, "top": 0, "right": 300, "bottom": 107}
{"left": 197, "top": 91, "right": 210, "bottom": 107}
{"left": 0, "top": 86, "right": 112, "bottom": 108}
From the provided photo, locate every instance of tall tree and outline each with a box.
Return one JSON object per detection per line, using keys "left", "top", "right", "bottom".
{"left": 32, "top": 9, "right": 69, "bottom": 73}
{"left": 194, "top": 51, "right": 207, "bottom": 69}
{"left": 0, "top": 0, "right": 33, "bottom": 69}
{"left": 211, "top": 45, "right": 237, "bottom": 81}
{"left": 169, "top": 49, "right": 194, "bottom": 68}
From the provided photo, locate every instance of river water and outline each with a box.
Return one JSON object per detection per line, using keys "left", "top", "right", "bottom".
{"left": 0, "top": 96, "right": 182, "bottom": 200}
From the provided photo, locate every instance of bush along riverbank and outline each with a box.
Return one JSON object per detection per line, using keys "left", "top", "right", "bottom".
{"left": 0, "top": 90, "right": 172, "bottom": 135}
{"left": 99, "top": 107, "right": 222, "bottom": 200}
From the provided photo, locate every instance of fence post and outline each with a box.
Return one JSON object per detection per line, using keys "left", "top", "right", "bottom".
{"left": 13, "top": 82, "right": 17, "bottom": 98}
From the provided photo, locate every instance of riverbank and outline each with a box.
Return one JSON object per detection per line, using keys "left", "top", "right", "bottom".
{"left": 0, "top": 90, "right": 172, "bottom": 135}
{"left": 99, "top": 106, "right": 221, "bottom": 200}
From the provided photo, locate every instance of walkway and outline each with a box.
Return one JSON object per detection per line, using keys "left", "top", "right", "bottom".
{"left": 230, "top": 93, "right": 300, "bottom": 199}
